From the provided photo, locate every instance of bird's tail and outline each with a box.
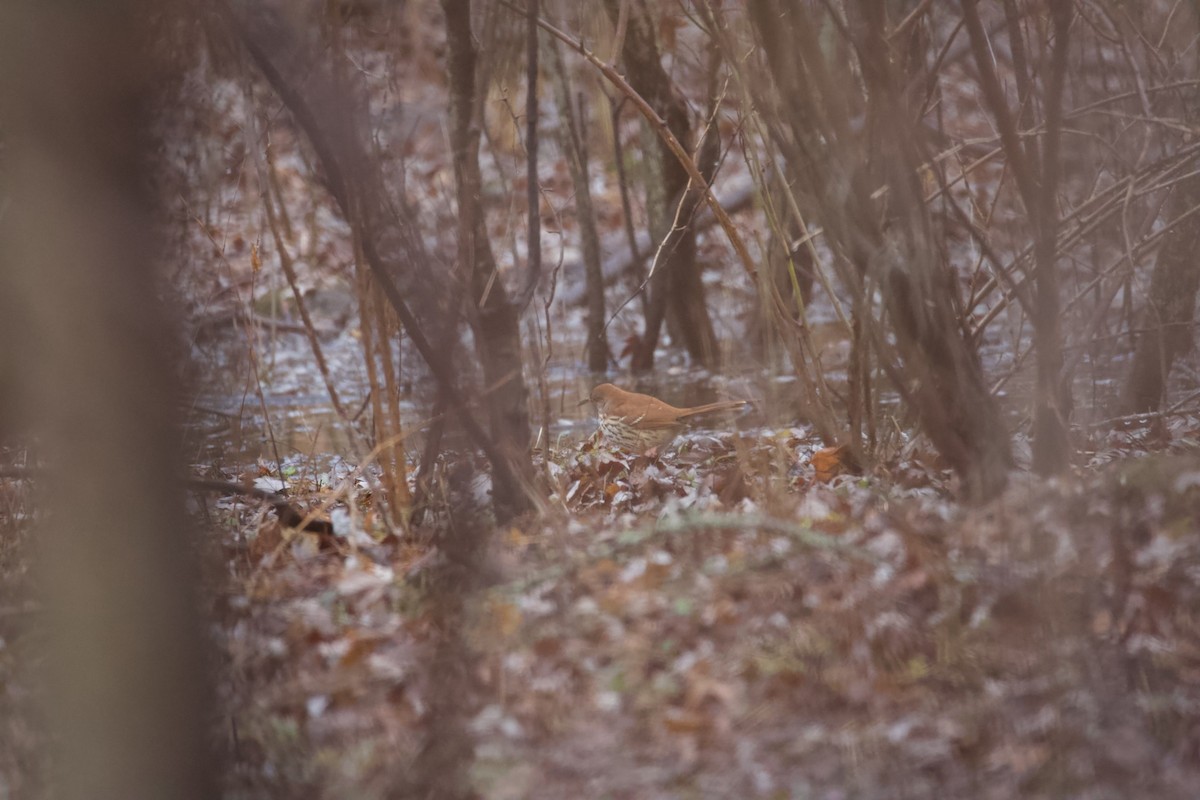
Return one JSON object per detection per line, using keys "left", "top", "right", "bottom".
{"left": 677, "top": 399, "right": 749, "bottom": 420}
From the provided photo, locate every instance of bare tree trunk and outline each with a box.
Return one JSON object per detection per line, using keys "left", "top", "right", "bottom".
{"left": 407, "top": 472, "right": 487, "bottom": 800}
{"left": 443, "top": 0, "right": 534, "bottom": 520}
{"left": 1027, "top": 1, "right": 1072, "bottom": 474}
{"left": 519, "top": 0, "right": 542, "bottom": 312}
{"left": 860, "top": 1, "right": 1011, "bottom": 498}
{"left": 0, "top": 4, "right": 215, "bottom": 798}
{"left": 1122, "top": 172, "right": 1200, "bottom": 414}
{"left": 604, "top": 0, "right": 719, "bottom": 372}
{"left": 547, "top": 37, "right": 609, "bottom": 373}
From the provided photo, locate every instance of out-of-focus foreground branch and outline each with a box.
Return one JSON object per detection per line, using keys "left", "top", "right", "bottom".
{"left": 0, "top": 3, "right": 216, "bottom": 798}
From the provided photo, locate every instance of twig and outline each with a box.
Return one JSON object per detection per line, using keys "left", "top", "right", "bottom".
{"left": 260, "top": 141, "right": 352, "bottom": 423}
{"left": 889, "top": 0, "right": 934, "bottom": 42}
{"left": 1087, "top": 396, "right": 1200, "bottom": 430}
{"left": 609, "top": 0, "right": 629, "bottom": 65}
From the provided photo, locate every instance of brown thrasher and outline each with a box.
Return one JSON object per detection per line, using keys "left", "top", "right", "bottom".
{"left": 589, "top": 383, "right": 748, "bottom": 452}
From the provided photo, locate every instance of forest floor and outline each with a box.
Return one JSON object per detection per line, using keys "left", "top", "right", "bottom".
{"left": 204, "top": 403, "right": 1200, "bottom": 799}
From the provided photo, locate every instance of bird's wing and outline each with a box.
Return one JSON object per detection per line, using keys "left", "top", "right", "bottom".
{"left": 615, "top": 398, "right": 683, "bottom": 429}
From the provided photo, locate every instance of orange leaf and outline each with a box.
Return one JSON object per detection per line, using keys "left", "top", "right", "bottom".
{"left": 661, "top": 707, "right": 709, "bottom": 734}
{"left": 812, "top": 445, "right": 854, "bottom": 482}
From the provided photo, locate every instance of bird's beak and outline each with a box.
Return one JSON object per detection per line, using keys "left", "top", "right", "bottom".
{"left": 577, "top": 397, "right": 591, "bottom": 408}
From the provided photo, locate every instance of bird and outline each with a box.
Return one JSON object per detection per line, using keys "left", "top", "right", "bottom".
{"left": 589, "top": 383, "right": 748, "bottom": 453}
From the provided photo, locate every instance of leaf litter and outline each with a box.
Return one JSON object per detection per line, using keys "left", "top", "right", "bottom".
{"left": 206, "top": 422, "right": 1200, "bottom": 799}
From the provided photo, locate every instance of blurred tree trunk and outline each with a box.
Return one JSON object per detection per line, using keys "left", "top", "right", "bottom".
{"left": 749, "top": 0, "right": 1011, "bottom": 500}
{"left": 0, "top": 4, "right": 215, "bottom": 799}
{"left": 407, "top": 471, "right": 487, "bottom": 800}
{"left": 1122, "top": 172, "right": 1200, "bottom": 414}
{"left": 442, "top": 0, "right": 534, "bottom": 519}
{"left": 547, "top": 37, "right": 609, "bottom": 374}
{"left": 856, "top": 0, "right": 1011, "bottom": 499}
{"left": 961, "top": 0, "right": 1072, "bottom": 475}
{"left": 603, "top": 0, "right": 719, "bottom": 372}
{"left": 1025, "top": 2, "right": 1072, "bottom": 475}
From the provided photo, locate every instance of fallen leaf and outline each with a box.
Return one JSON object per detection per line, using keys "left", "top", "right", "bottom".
{"left": 812, "top": 445, "right": 856, "bottom": 483}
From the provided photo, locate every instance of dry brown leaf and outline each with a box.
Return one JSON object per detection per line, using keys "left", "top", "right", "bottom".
{"left": 483, "top": 597, "right": 522, "bottom": 640}
{"left": 812, "top": 445, "right": 854, "bottom": 483}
